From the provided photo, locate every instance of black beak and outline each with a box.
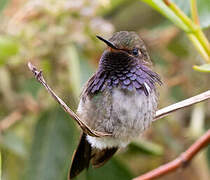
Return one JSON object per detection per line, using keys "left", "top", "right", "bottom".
{"left": 96, "top": 36, "right": 119, "bottom": 50}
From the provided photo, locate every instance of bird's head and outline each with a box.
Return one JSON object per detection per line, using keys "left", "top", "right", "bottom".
{"left": 97, "top": 31, "right": 151, "bottom": 66}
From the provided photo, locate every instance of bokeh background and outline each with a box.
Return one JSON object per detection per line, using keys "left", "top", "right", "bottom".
{"left": 0, "top": 0, "right": 210, "bottom": 180}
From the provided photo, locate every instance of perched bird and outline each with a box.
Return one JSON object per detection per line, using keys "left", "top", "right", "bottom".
{"left": 69, "top": 31, "right": 161, "bottom": 179}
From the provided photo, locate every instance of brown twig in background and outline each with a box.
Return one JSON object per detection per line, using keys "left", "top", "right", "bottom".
{"left": 27, "top": 62, "right": 111, "bottom": 137}
{"left": 28, "top": 62, "right": 210, "bottom": 137}
{"left": 154, "top": 90, "right": 210, "bottom": 121}
{"left": 0, "top": 96, "right": 39, "bottom": 132}
{"left": 133, "top": 130, "right": 210, "bottom": 180}
{"left": 0, "top": 110, "right": 22, "bottom": 132}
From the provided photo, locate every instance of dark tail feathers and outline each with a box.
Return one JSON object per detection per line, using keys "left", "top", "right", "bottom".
{"left": 69, "top": 133, "right": 118, "bottom": 179}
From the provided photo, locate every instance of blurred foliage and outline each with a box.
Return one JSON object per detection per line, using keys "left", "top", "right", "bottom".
{"left": 0, "top": 151, "right": 1, "bottom": 179}
{"left": 0, "top": 0, "right": 209, "bottom": 180}
{"left": 0, "top": 36, "right": 19, "bottom": 65}
{"left": 0, "top": 0, "right": 9, "bottom": 12}
{"left": 24, "top": 107, "right": 79, "bottom": 180}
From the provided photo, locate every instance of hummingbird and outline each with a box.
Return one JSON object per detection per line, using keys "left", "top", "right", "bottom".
{"left": 69, "top": 31, "right": 161, "bottom": 179}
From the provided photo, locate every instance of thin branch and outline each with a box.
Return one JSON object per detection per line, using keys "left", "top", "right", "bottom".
{"left": 27, "top": 62, "right": 111, "bottom": 137}
{"left": 133, "top": 130, "right": 210, "bottom": 180}
{"left": 28, "top": 62, "right": 210, "bottom": 137}
{"left": 154, "top": 90, "right": 210, "bottom": 121}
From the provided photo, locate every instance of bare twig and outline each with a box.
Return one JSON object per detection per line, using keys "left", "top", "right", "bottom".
{"left": 133, "top": 130, "right": 210, "bottom": 180}
{"left": 27, "top": 62, "right": 111, "bottom": 137}
{"left": 154, "top": 90, "right": 210, "bottom": 121}
{"left": 28, "top": 62, "right": 210, "bottom": 137}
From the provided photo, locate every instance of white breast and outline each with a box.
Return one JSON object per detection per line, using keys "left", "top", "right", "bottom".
{"left": 86, "top": 87, "right": 158, "bottom": 149}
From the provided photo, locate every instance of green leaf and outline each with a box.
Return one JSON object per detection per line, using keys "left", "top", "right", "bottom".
{"left": 0, "top": 36, "right": 19, "bottom": 65}
{"left": 1, "top": 131, "right": 27, "bottom": 158}
{"left": 24, "top": 107, "right": 79, "bottom": 180}
{"left": 193, "top": 64, "right": 210, "bottom": 73}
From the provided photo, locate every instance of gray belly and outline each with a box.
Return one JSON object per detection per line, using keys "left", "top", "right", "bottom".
{"left": 77, "top": 88, "right": 157, "bottom": 148}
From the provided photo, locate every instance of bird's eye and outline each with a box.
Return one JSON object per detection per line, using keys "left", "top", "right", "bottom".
{"left": 132, "top": 48, "right": 139, "bottom": 56}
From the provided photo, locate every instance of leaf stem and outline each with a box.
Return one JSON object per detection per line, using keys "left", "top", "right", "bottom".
{"left": 167, "top": 0, "right": 195, "bottom": 29}
{"left": 194, "top": 30, "right": 210, "bottom": 60}
{"left": 164, "top": 0, "right": 210, "bottom": 63}
{"left": 188, "top": 34, "right": 210, "bottom": 62}
{"left": 190, "top": 0, "right": 200, "bottom": 25}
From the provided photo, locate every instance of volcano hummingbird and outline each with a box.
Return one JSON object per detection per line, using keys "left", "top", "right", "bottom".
{"left": 69, "top": 31, "right": 161, "bottom": 179}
